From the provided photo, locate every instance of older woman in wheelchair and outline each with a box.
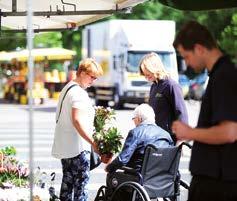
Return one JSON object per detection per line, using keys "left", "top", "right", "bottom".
{"left": 94, "top": 104, "right": 190, "bottom": 201}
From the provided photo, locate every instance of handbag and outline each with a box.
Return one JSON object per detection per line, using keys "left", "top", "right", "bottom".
{"left": 90, "top": 146, "right": 101, "bottom": 171}
{"left": 57, "top": 84, "right": 101, "bottom": 170}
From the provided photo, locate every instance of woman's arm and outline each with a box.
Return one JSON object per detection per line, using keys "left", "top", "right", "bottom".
{"left": 170, "top": 81, "right": 189, "bottom": 123}
{"left": 71, "top": 107, "right": 98, "bottom": 151}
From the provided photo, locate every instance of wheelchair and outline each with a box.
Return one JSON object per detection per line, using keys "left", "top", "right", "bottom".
{"left": 94, "top": 142, "right": 191, "bottom": 201}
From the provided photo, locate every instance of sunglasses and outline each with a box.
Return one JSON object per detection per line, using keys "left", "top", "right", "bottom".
{"left": 86, "top": 72, "right": 97, "bottom": 80}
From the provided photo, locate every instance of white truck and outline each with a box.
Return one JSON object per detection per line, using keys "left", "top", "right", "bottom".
{"left": 82, "top": 19, "right": 178, "bottom": 108}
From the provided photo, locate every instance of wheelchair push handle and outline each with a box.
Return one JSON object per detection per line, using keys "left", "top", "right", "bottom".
{"left": 179, "top": 141, "right": 192, "bottom": 149}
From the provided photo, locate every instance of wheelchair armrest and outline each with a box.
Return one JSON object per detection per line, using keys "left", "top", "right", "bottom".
{"left": 119, "top": 166, "right": 137, "bottom": 174}
{"left": 116, "top": 166, "right": 144, "bottom": 185}
{"left": 179, "top": 141, "right": 192, "bottom": 149}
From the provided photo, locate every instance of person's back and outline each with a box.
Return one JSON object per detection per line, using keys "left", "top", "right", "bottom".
{"left": 149, "top": 78, "right": 187, "bottom": 136}
{"left": 126, "top": 123, "right": 173, "bottom": 172}
{"left": 105, "top": 103, "right": 173, "bottom": 173}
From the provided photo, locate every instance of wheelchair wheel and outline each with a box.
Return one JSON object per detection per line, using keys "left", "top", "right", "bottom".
{"left": 110, "top": 181, "right": 151, "bottom": 201}
{"left": 94, "top": 185, "right": 109, "bottom": 201}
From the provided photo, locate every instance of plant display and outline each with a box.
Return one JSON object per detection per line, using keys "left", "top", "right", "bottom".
{"left": 93, "top": 106, "right": 123, "bottom": 157}
{"left": 0, "top": 147, "right": 54, "bottom": 200}
{"left": 0, "top": 146, "right": 29, "bottom": 188}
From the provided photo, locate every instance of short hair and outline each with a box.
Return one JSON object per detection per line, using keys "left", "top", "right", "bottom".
{"left": 173, "top": 21, "right": 217, "bottom": 50}
{"left": 77, "top": 58, "right": 103, "bottom": 77}
{"left": 139, "top": 52, "right": 169, "bottom": 80}
{"left": 133, "top": 103, "right": 155, "bottom": 123}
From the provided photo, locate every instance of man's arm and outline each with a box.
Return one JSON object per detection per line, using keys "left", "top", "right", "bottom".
{"left": 172, "top": 120, "right": 237, "bottom": 144}
{"left": 71, "top": 107, "right": 98, "bottom": 152}
{"left": 105, "top": 130, "right": 137, "bottom": 172}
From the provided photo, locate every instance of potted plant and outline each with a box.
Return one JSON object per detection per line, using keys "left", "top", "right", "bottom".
{"left": 93, "top": 106, "right": 123, "bottom": 163}
{"left": 0, "top": 146, "right": 29, "bottom": 189}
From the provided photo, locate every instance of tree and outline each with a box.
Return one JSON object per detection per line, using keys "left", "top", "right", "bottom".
{"left": 34, "top": 32, "right": 62, "bottom": 48}
{"left": 0, "top": 31, "right": 26, "bottom": 51}
{"left": 61, "top": 29, "right": 82, "bottom": 66}
{"left": 219, "top": 13, "right": 237, "bottom": 62}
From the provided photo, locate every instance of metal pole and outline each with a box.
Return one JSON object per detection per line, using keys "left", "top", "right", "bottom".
{"left": 26, "top": 0, "right": 34, "bottom": 200}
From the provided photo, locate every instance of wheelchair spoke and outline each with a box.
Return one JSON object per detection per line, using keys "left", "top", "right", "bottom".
{"left": 94, "top": 185, "right": 109, "bottom": 201}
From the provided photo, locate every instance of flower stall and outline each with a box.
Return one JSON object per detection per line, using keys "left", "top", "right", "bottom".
{"left": 0, "top": 146, "right": 55, "bottom": 201}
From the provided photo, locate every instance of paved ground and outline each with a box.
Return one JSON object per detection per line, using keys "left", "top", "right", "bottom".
{"left": 0, "top": 99, "right": 200, "bottom": 200}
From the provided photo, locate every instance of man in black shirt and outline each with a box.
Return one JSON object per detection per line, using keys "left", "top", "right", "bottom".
{"left": 172, "top": 21, "right": 237, "bottom": 201}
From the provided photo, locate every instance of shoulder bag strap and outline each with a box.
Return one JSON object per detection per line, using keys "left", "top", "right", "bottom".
{"left": 56, "top": 84, "right": 78, "bottom": 123}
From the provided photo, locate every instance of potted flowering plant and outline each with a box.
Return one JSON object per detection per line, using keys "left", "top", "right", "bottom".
{"left": 93, "top": 106, "right": 123, "bottom": 163}
{"left": 0, "top": 147, "right": 52, "bottom": 200}
{"left": 0, "top": 146, "right": 29, "bottom": 188}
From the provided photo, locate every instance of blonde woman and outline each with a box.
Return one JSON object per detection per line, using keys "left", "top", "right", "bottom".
{"left": 52, "top": 58, "right": 103, "bottom": 201}
{"left": 139, "top": 52, "right": 188, "bottom": 144}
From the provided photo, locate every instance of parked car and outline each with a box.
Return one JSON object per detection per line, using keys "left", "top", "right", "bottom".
{"left": 178, "top": 74, "right": 190, "bottom": 99}
{"left": 189, "top": 70, "right": 208, "bottom": 100}
{"left": 179, "top": 69, "right": 208, "bottom": 100}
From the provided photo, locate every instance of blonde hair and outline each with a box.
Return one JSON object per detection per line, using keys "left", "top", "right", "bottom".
{"left": 77, "top": 58, "right": 103, "bottom": 77}
{"left": 139, "top": 52, "right": 169, "bottom": 80}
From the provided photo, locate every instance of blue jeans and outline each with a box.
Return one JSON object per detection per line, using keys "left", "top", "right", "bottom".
{"left": 60, "top": 151, "right": 90, "bottom": 201}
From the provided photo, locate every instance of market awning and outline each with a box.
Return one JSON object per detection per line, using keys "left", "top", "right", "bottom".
{"left": 0, "top": 47, "right": 76, "bottom": 61}
{"left": 0, "top": 0, "right": 147, "bottom": 32}
{"left": 157, "top": 0, "right": 237, "bottom": 11}
{"left": 0, "top": 51, "right": 14, "bottom": 61}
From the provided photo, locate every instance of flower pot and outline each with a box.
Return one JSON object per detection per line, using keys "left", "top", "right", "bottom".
{"left": 101, "top": 153, "right": 113, "bottom": 164}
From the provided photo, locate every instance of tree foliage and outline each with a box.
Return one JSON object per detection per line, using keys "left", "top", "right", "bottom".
{"left": 61, "top": 29, "right": 82, "bottom": 65}
{"left": 0, "top": 31, "right": 26, "bottom": 51}
{"left": 219, "top": 13, "right": 237, "bottom": 62}
{"left": 34, "top": 32, "right": 62, "bottom": 48}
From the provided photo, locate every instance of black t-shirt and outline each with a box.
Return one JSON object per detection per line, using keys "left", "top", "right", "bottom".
{"left": 190, "top": 55, "right": 237, "bottom": 181}
{"left": 148, "top": 78, "right": 188, "bottom": 141}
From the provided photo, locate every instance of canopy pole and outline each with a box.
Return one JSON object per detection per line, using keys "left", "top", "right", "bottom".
{"left": 0, "top": 9, "right": 2, "bottom": 35}
{"left": 12, "top": 0, "right": 17, "bottom": 12}
{"left": 27, "top": 0, "right": 34, "bottom": 200}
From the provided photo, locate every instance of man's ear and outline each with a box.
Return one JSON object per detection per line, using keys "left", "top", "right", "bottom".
{"left": 194, "top": 44, "right": 205, "bottom": 54}
{"left": 138, "top": 116, "right": 142, "bottom": 123}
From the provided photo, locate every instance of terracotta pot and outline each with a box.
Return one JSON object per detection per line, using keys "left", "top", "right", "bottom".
{"left": 101, "top": 153, "right": 113, "bottom": 164}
